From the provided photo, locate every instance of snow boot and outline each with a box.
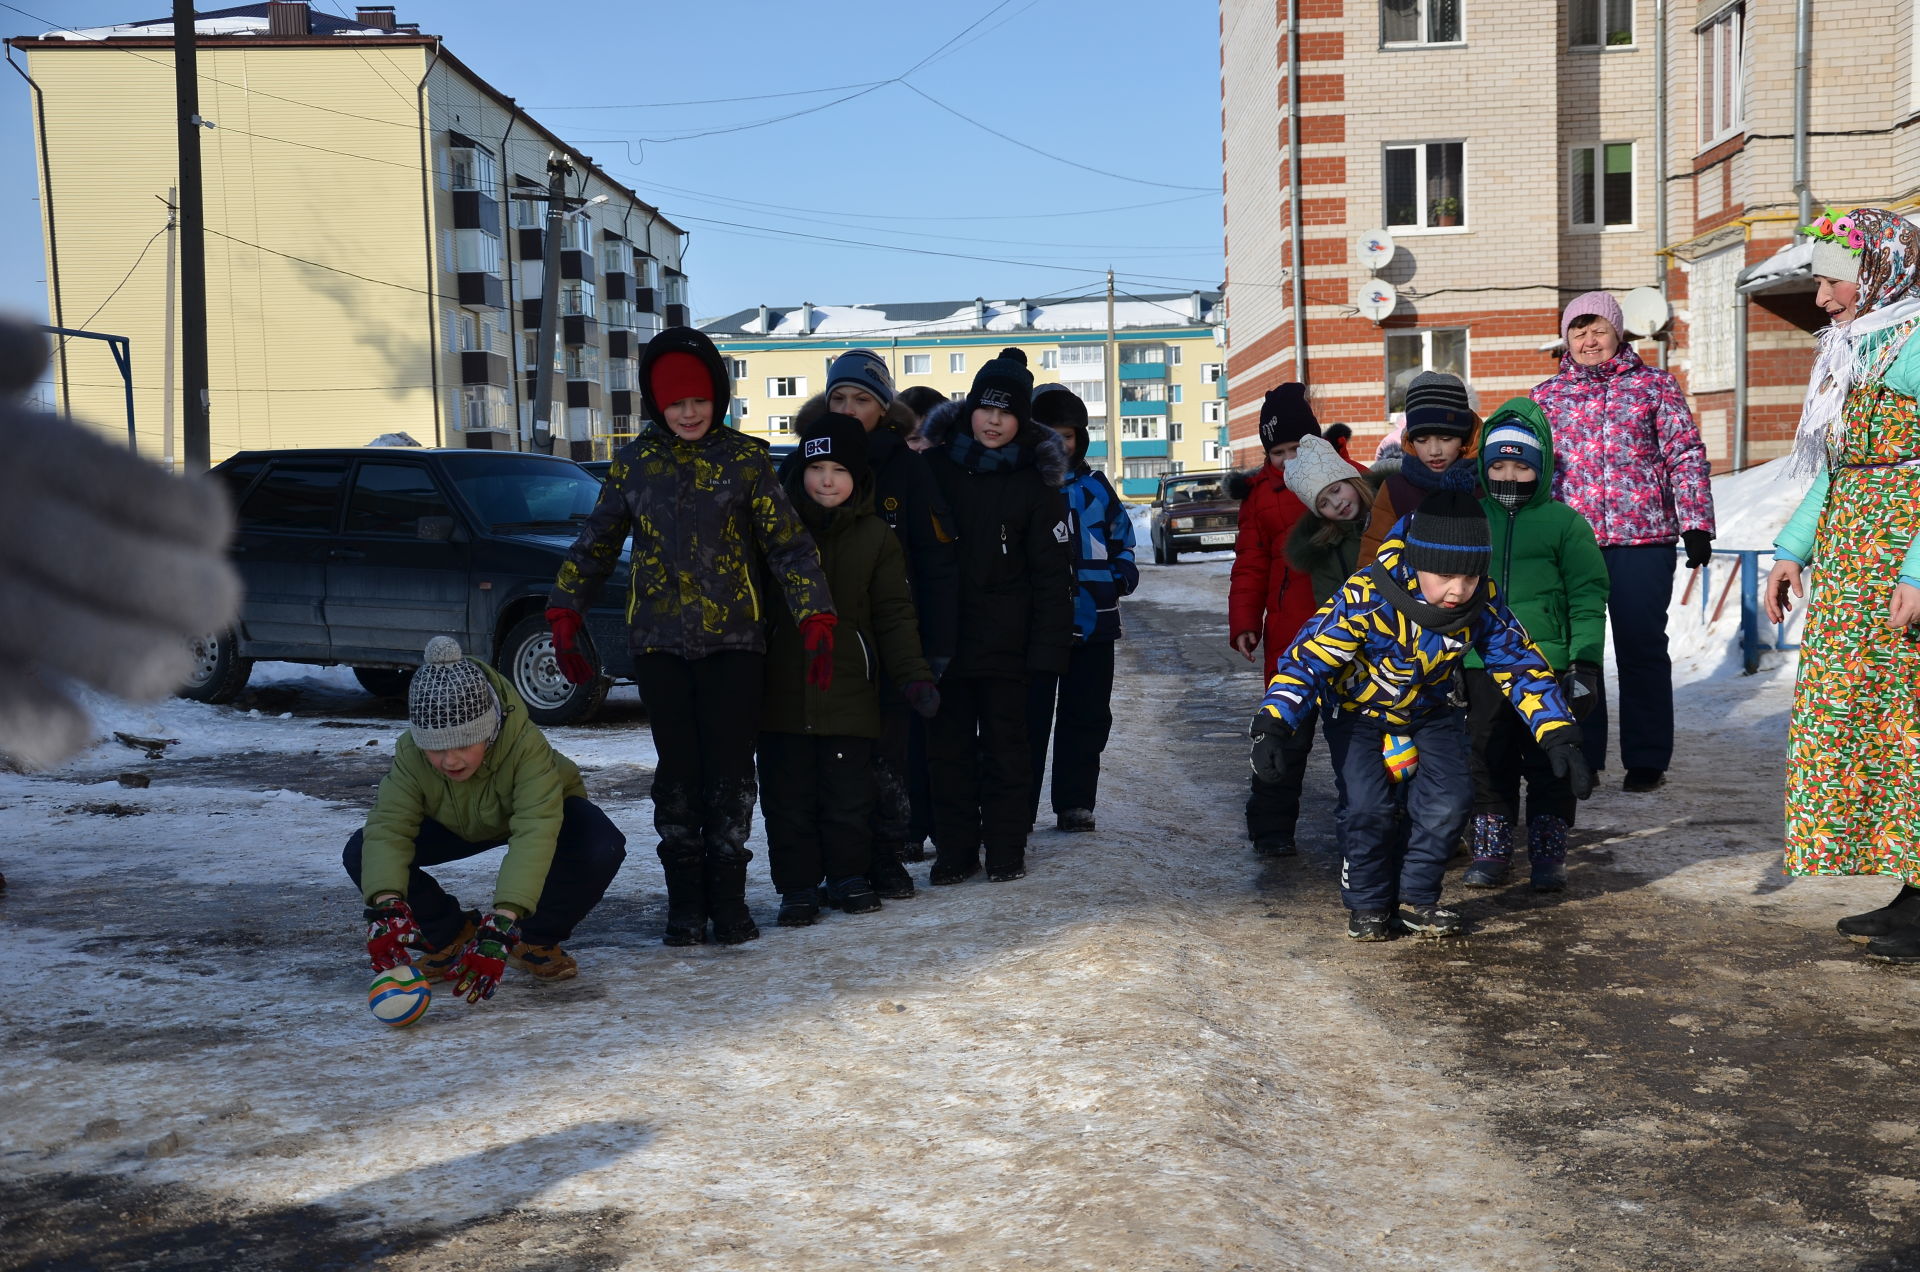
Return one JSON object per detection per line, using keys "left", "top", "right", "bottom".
{"left": 777, "top": 888, "right": 822, "bottom": 927}
{"left": 416, "top": 909, "right": 481, "bottom": 978}
{"left": 1254, "top": 834, "right": 1298, "bottom": 858}
{"left": 659, "top": 856, "right": 708, "bottom": 946}
{"left": 507, "top": 941, "right": 578, "bottom": 982}
{"left": 1461, "top": 814, "right": 1513, "bottom": 888}
{"left": 1057, "top": 808, "right": 1096, "bottom": 833}
{"left": 929, "top": 843, "right": 980, "bottom": 886}
{"left": 1837, "top": 884, "right": 1920, "bottom": 942}
{"left": 825, "top": 875, "right": 883, "bottom": 914}
{"left": 1347, "top": 910, "right": 1393, "bottom": 941}
{"left": 1623, "top": 768, "right": 1665, "bottom": 793}
{"left": 902, "top": 838, "right": 929, "bottom": 863}
{"left": 705, "top": 855, "right": 760, "bottom": 945}
{"left": 1864, "top": 929, "right": 1920, "bottom": 963}
{"left": 1527, "top": 814, "right": 1570, "bottom": 893}
{"left": 867, "top": 847, "right": 916, "bottom": 900}
{"left": 985, "top": 842, "right": 1026, "bottom": 883}
{"left": 1398, "top": 904, "right": 1466, "bottom": 938}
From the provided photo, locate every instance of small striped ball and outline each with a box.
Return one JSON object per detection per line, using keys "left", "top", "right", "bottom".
{"left": 1382, "top": 733, "right": 1419, "bottom": 784}
{"left": 368, "top": 963, "right": 431, "bottom": 1028}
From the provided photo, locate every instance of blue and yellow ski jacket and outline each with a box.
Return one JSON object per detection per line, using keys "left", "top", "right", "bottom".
{"left": 1255, "top": 527, "right": 1575, "bottom": 742}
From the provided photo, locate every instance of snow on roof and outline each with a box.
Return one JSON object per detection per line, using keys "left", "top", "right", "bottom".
{"left": 1737, "top": 239, "right": 1814, "bottom": 295}
{"left": 703, "top": 293, "right": 1221, "bottom": 340}
{"left": 38, "top": 4, "right": 392, "bottom": 40}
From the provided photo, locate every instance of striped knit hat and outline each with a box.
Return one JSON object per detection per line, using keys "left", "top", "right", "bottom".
{"left": 1403, "top": 371, "right": 1476, "bottom": 441}
{"left": 408, "top": 637, "right": 502, "bottom": 751}
{"left": 1482, "top": 421, "right": 1542, "bottom": 475}
{"left": 1403, "top": 490, "right": 1491, "bottom": 577}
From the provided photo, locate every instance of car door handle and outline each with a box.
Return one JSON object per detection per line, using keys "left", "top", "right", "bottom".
{"left": 327, "top": 549, "right": 365, "bottom": 562}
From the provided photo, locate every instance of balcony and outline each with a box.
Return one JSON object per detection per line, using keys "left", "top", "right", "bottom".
{"left": 562, "top": 314, "right": 601, "bottom": 347}
{"left": 608, "top": 329, "right": 637, "bottom": 361}
{"left": 1215, "top": 377, "right": 1228, "bottom": 398}
{"left": 561, "top": 249, "right": 596, "bottom": 282}
{"left": 452, "top": 191, "right": 501, "bottom": 234}
{"left": 566, "top": 380, "right": 604, "bottom": 410}
{"left": 460, "top": 350, "right": 510, "bottom": 387}
{"left": 457, "top": 273, "right": 504, "bottom": 309}
{"left": 609, "top": 389, "right": 636, "bottom": 418}
{"left": 1120, "top": 400, "right": 1167, "bottom": 416}
{"left": 665, "top": 304, "right": 688, "bottom": 327}
{"left": 1118, "top": 362, "right": 1168, "bottom": 381}
{"left": 1121, "top": 439, "right": 1170, "bottom": 458}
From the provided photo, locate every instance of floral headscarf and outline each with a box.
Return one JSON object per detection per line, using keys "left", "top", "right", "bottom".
{"left": 1851, "top": 206, "right": 1920, "bottom": 317}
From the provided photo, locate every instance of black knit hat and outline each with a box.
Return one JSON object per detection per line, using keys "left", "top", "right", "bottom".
{"left": 1032, "top": 382, "right": 1090, "bottom": 464}
{"left": 1403, "top": 371, "right": 1476, "bottom": 442}
{"left": 967, "top": 347, "right": 1032, "bottom": 426}
{"left": 797, "top": 411, "right": 872, "bottom": 483}
{"left": 1403, "top": 490, "right": 1491, "bottom": 577}
{"left": 1258, "top": 383, "right": 1321, "bottom": 449}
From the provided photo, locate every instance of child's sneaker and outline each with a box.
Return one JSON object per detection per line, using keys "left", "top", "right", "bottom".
{"left": 1347, "top": 910, "right": 1394, "bottom": 941}
{"left": 825, "top": 875, "right": 882, "bottom": 914}
{"left": 1462, "top": 813, "right": 1512, "bottom": 887}
{"left": 776, "top": 888, "right": 822, "bottom": 926}
{"left": 1527, "top": 814, "right": 1570, "bottom": 892}
{"left": 1398, "top": 904, "right": 1466, "bottom": 937}
{"left": 507, "top": 941, "right": 577, "bottom": 982}
{"left": 415, "top": 909, "right": 480, "bottom": 978}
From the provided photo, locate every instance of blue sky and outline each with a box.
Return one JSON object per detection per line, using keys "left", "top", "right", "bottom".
{"left": 0, "top": 0, "right": 1223, "bottom": 332}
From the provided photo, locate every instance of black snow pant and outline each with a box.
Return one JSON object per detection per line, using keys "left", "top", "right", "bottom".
{"left": 1246, "top": 709, "right": 1319, "bottom": 842}
{"left": 1465, "top": 668, "right": 1575, "bottom": 826}
{"left": 872, "top": 699, "right": 914, "bottom": 855}
{"left": 927, "top": 673, "right": 1031, "bottom": 873}
{"left": 759, "top": 732, "right": 875, "bottom": 893}
{"left": 633, "top": 651, "right": 764, "bottom": 873}
{"left": 1580, "top": 544, "right": 1678, "bottom": 775}
{"left": 342, "top": 798, "right": 627, "bottom": 946}
{"left": 1025, "top": 638, "right": 1118, "bottom": 823}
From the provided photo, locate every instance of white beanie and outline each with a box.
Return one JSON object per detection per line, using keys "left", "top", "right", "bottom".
{"left": 1284, "top": 435, "right": 1359, "bottom": 509}
{"left": 407, "top": 637, "right": 502, "bottom": 751}
{"left": 1810, "top": 238, "right": 1861, "bottom": 283}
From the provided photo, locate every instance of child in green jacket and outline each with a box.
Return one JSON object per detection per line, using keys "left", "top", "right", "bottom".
{"left": 344, "top": 638, "right": 626, "bottom": 998}
{"left": 1463, "top": 398, "right": 1609, "bottom": 892}
{"left": 758, "top": 413, "right": 940, "bottom": 926}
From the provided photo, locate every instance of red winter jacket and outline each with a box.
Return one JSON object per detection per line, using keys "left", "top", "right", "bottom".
{"left": 1229, "top": 459, "right": 1363, "bottom": 680}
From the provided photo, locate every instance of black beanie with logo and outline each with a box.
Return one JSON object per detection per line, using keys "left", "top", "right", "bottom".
{"left": 965, "top": 347, "right": 1033, "bottom": 427}
{"left": 1258, "top": 383, "right": 1321, "bottom": 450}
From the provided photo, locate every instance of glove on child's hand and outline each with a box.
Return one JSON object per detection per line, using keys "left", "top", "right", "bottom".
{"left": 1248, "top": 711, "right": 1292, "bottom": 786}
{"left": 545, "top": 606, "right": 597, "bottom": 686}
{"left": 450, "top": 913, "right": 516, "bottom": 1003}
{"left": 1682, "top": 529, "right": 1714, "bottom": 569}
{"left": 364, "top": 897, "right": 422, "bottom": 971}
{"left": 1560, "top": 662, "right": 1601, "bottom": 722}
{"left": 1545, "top": 736, "right": 1596, "bottom": 801}
{"left": 904, "top": 680, "right": 941, "bottom": 719}
{"left": 799, "top": 613, "right": 838, "bottom": 692}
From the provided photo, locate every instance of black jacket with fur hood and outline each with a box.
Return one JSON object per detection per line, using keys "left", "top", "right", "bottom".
{"left": 918, "top": 399, "right": 1074, "bottom": 680}
{"left": 787, "top": 393, "right": 959, "bottom": 661}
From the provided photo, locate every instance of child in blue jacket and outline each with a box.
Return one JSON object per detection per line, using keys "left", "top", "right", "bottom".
{"left": 1249, "top": 491, "right": 1594, "bottom": 940}
{"left": 1026, "top": 384, "right": 1139, "bottom": 832}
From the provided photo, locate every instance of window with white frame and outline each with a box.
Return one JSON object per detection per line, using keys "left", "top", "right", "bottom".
{"left": 730, "top": 397, "right": 749, "bottom": 419}
{"left": 1571, "top": 142, "right": 1635, "bottom": 227}
{"left": 511, "top": 190, "right": 541, "bottom": 229}
{"left": 903, "top": 354, "right": 932, "bottom": 375}
{"left": 1058, "top": 345, "right": 1104, "bottom": 367}
{"left": 636, "top": 257, "right": 660, "bottom": 289}
{"left": 1385, "top": 142, "right": 1465, "bottom": 230}
{"left": 1122, "top": 415, "right": 1166, "bottom": 441}
{"left": 949, "top": 352, "right": 966, "bottom": 374}
{"left": 1065, "top": 380, "right": 1104, "bottom": 406}
{"left": 460, "top": 384, "right": 510, "bottom": 431}
{"left": 1041, "top": 350, "right": 1060, "bottom": 370}
{"left": 949, "top": 391, "right": 966, "bottom": 402}
{"left": 1201, "top": 399, "right": 1224, "bottom": 424}
{"left": 1120, "top": 344, "right": 1167, "bottom": 364}
{"left": 1170, "top": 419, "right": 1185, "bottom": 441}
{"left": 1167, "top": 346, "right": 1184, "bottom": 365}
{"left": 1170, "top": 384, "right": 1185, "bottom": 404}
{"left": 1384, "top": 328, "right": 1469, "bottom": 411}
{"left": 766, "top": 414, "right": 794, "bottom": 432}
{"left": 607, "top": 358, "right": 637, "bottom": 392}
{"left": 601, "top": 239, "right": 633, "bottom": 276}
{"left": 447, "top": 146, "right": 496, "bottom": 193}
{"left": 728, "top": 358, "right": 750, "bottom": 380}
{"left": 1382, "top": 0, "right": 1461, "bottom": 46}
{"left": 560, "top": 279, "right": 596, "bottom": 317}
{"left": 1202, "top": 440, "right": 1224, "bottom": 464}
{"left": 1698, "top": 5, "right": 1744, "bottom": 147}
{"left": 1571, "top": 0, "right": 1632, "bottom": 46}
{"left": 560, "top": 217, "right": 593, "bottom": 254}
{"left": 768, "top": 376, "right": 804, "bottom": 398}
{"left": 1688, "top": 245, "right": 1741, "bottom": 392}
{"left": 1122, "top": 383, "right": 1168, "bottom": 403}
{"left": 1124, "top": 458, "right": 1172, "bottom": 481}
{"left": 565, "top": 345, "right": 600, "bottom": 381}
{"left": 663, "top": 273, "right": 687, "bottom": 306}
{"left": 603, "top": 298, "right": 635, "bottom": 329}
{"left": 454, "top": 229, "right": 501, "bottom": 275}
{"left": 1201, "top": 362, "right": 1224, "bottom": 384}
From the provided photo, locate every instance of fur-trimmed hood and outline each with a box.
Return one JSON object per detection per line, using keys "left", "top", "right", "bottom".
{"left": 920, "top": 397, "right": 1072, "bottom": 489}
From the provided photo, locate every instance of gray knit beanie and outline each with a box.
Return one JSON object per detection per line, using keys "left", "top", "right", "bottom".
{"left": 408, "top": 637, "right": 501, "bottom": 750}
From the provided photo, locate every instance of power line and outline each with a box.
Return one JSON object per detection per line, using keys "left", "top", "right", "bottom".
{"left": 528, "top": 82, "right": 891, "bottom": 111}
{"left": 622, "top": 179, "right": 1213, "bottom": 224}
{"left": 61, "top": 223, "right": 168, "bottom": 350}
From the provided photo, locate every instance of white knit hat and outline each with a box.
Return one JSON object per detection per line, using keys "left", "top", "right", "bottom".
{"left": 1284, "top": 435, "right": 1359, "bottom": 509}
{"left": 407, "top": 637, "right": 501, "bottom": 750}
{"left": 1810, "top": 238, "right": 1861, "bottom": 283}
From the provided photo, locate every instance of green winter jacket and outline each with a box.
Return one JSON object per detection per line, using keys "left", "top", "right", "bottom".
{"left": 358, "top": 659, "right": 587, "bottom": 915}
{"left": 1468, "top": 398, "right": 1610, "bottom": 673}
{"left": 762, "top": 474, "right": 932, "bottom": 739}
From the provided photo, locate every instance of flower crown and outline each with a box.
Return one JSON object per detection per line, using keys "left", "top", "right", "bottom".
{"left": 1800, "top": 207, "right": 1865, "bottom": 255}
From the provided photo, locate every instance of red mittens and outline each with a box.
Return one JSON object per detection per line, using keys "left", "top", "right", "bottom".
{"left": 545, "top": 606, "right": 597, "bottom": 686}
{"left": 799, "top": 613, "right": 838, "bottom": 692}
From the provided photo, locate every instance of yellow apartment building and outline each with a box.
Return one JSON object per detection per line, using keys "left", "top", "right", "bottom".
{"left": 702, "top": 292, "right": 1227, "bottom": 498}
{"left": 9, "top": 1, "right": 686, "bottom": 466}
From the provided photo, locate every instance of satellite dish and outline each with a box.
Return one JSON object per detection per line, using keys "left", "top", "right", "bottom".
{"left": 1356, "top": 279, "right": 1398, "bottom": 322}
{"left": 1621, "top": 286, "right": 1672, "bottom": 337}
{"left": 1356, "top": 229, "right": 1396, "bottom": 271}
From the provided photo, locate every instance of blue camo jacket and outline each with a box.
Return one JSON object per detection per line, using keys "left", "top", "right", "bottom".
{"left": 1064, "top": 467, "right": 1139, "bottom": 641}
{"left": 1255, "top": 527, "right": 1576, "bottom": 742}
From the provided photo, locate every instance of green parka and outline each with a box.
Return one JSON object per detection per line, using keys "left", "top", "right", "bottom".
{"left": 1467, "top": 398, "right": 1609, "bottom": 674}
{"left": 762, "top": 472, "right": 932, "bottom": 739}
{"left": 358, "top": 659, "right": 586, "bottom": 915}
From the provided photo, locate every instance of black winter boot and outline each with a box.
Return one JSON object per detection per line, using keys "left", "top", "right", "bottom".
{"left": 658, "top": 857, "right": 708, "bottom": 947}
{"left": 825, "top": 875, "right": 883, "bottom": 914}
{"left": 867, "top": 844, "right": 916, "bottom": 900}
{"left": 985, "top": 842, "right": 1026, "bottom": 883}
{"left": 777, "top": 888, "right": 821, "bottom": 927}
{"left": 1838, "top": 884, "right": 1920, "bottom": 942}
{"left": 930, "top": 843, "right": 980, "bottom": 885}
{"left": 704, "top": 855, "right": 760, "bottom": 945}
{"left": 1864, "top": 929, "right": 1920, "bottom": 963}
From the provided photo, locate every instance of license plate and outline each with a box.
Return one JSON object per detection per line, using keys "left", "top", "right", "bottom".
{"left": 1199, "top": 532, "right": 1236, "bottom": 546}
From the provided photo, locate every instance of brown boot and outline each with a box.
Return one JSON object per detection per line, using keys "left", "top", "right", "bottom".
{"left": 414, "top": 910, "right": 479, "bottom": 979}
{"left": 507, "top": 941, "right": 578, "bottom": 981}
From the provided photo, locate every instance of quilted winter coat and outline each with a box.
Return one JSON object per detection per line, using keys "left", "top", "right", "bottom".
{"left": 1530, "top": 344, "right": 1716, "bottom": 548}
{"left": 1230, "top": 456, "right": 1365, "bottom": 679}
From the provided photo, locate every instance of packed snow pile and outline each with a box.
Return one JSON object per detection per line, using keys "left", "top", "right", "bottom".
{"left": 1663, "top": 458, "right": 1810, "bottom": 684}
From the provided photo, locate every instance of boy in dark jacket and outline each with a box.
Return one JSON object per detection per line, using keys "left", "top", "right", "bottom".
{"left": 548, "top": 327, "right": 833, "bottom": 948}
{"left": 1026, "top": 384, "right": 1138, "bottom": 833}
{"left": 759, "top": 413, "right": 940, "bottom": 925}
{"left": 1359, "top": 371, "right": 1480, "bottom": 567}
{"left": 1249, "top": 492, "right": 1595, "bottom": 941}
{"left": 789, "top": 350, "right": 959, "bottom": 887}
{"left": 1463, "top": 399, "right": 1608, "bottom": 892}
{"left": 921, "top": 349, "right": 1074, "bottom": 884}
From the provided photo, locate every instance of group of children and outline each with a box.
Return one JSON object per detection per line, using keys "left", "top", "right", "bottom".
{"left": 1235, "top": 373, "right": 1607, "bottom": 940}
{"left": 344, "top": 327, "right": 1138, "bottom": 996}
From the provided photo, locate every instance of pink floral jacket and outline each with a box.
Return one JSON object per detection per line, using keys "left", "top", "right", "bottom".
{"left": 1530, "top": 345, "right": 1716, "bottom": 548}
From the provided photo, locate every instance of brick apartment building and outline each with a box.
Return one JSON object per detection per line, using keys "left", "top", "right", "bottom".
{"left": 1220, "top": 0, "right": 1920, "bottom": 471}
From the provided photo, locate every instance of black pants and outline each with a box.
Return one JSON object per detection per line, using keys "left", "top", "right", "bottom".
{"left": 759, "top": 732, "right": 874, "bottom": 892}
{"left": 342, "top": 797, "right": 626, "bottom": 946}
{"left": 1026, "top": 639, "right": 1118, "bottom": 823}
{"left": 873, "top": 702, "right": 913, "bottom": 851}
{"left": 1582, "top": 544, "right": 1677, "bottom": 774}
{"left": 633, "top": 651, "right": 764, "bottom": 869}
{"left": 926, "top": 674, "right": 1030, "bottom": 869}
{"left": 1246, "top": 709, "right": 1319, "bottom": 841}
{"left": 1325, "top": 709, "right": 1472, "bottom": 912}
{"left": 1465, "top": 668, "right": 1574, "bottom": 826}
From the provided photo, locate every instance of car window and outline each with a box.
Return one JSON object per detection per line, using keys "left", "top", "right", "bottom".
{"left": 238, "top": 460, "right": 349, "bottom": 532}
{"left": 215, "top": 458, "right": 267, "bottom": 510}
{"left": 346, "top": 463, "right": 453, "bottom": 535}
{"left": 1167, "top": 480, "right": 1222, "bottom": 505}
{"left": 441, "top": 454, "right": 603, "bottom": 529}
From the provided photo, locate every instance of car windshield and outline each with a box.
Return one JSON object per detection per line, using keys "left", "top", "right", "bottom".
{"left": 440, "top": 454, "right": 603, "bottom": 530}
{"left": 1166, "top": 478, "right": 1225, "bottom": 505}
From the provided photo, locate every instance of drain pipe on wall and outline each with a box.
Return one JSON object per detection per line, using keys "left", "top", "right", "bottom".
{"left": 1287, "top": 0, "right": 1307, "bottom": 381}
{"left": 1793, "top": 0, "right": 1813, "bottom": 226}
{"left": 1653, "top": 0, "right": 1670, "bottom": 369}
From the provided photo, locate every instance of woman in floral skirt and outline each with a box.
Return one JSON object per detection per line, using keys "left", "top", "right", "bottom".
{"left": 1766, "top": 207, "right": 1920, "bottom": 962}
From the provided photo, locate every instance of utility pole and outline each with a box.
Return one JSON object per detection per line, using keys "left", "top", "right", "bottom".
{"left": 163, "top": 186, "right": 178, "bottom": 472}
{"left": 528, "top": 154, "right": 573, "bottom": 455}
{"left": 1103, "top": 268, "right": 1119, "bottom": 480}
{"left": 173, "top": 0, "right": 210, "bottom": 472}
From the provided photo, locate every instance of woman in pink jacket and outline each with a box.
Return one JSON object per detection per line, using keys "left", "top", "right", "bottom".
{"left": 1531, "top": 292, "right": 1716, "bottom": 793}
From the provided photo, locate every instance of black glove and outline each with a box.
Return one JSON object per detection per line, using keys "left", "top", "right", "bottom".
{"left": 1248, "top": 711, "right": 1293, "bottom": 786}
{"left": 1544, "top": 732, "right": 1596, "bottom": 801}
{"left": 1682, "top": 529, "right": 1713, "bottom": 569}
{"left": 1559, "top": 661, "right": 1601, "bottom": 722}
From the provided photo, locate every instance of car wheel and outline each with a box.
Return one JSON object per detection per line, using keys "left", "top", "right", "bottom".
{"left": 1152, "top": 531, "right": 1170, "bottom": 566}
{"left": 179, "top": 629, "right": 253, "bottom": 704}
{"left": 1164, "top": 541, "right": 1180, "bottom": 565}
{"left": 499, "top": 613, "right": 607, "bottom": 726}
{"left": 353, "top": 667, "right": 414, "bottom": 699}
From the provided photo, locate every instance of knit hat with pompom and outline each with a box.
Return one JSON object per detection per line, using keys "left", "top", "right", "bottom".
{"left": 407, "top": 637, "right": 501, "bottom": 750}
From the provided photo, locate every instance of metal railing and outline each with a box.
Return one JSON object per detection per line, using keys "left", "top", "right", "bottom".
{"left": 1681, "top": 547, "right": 1798, "bottom": 676}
